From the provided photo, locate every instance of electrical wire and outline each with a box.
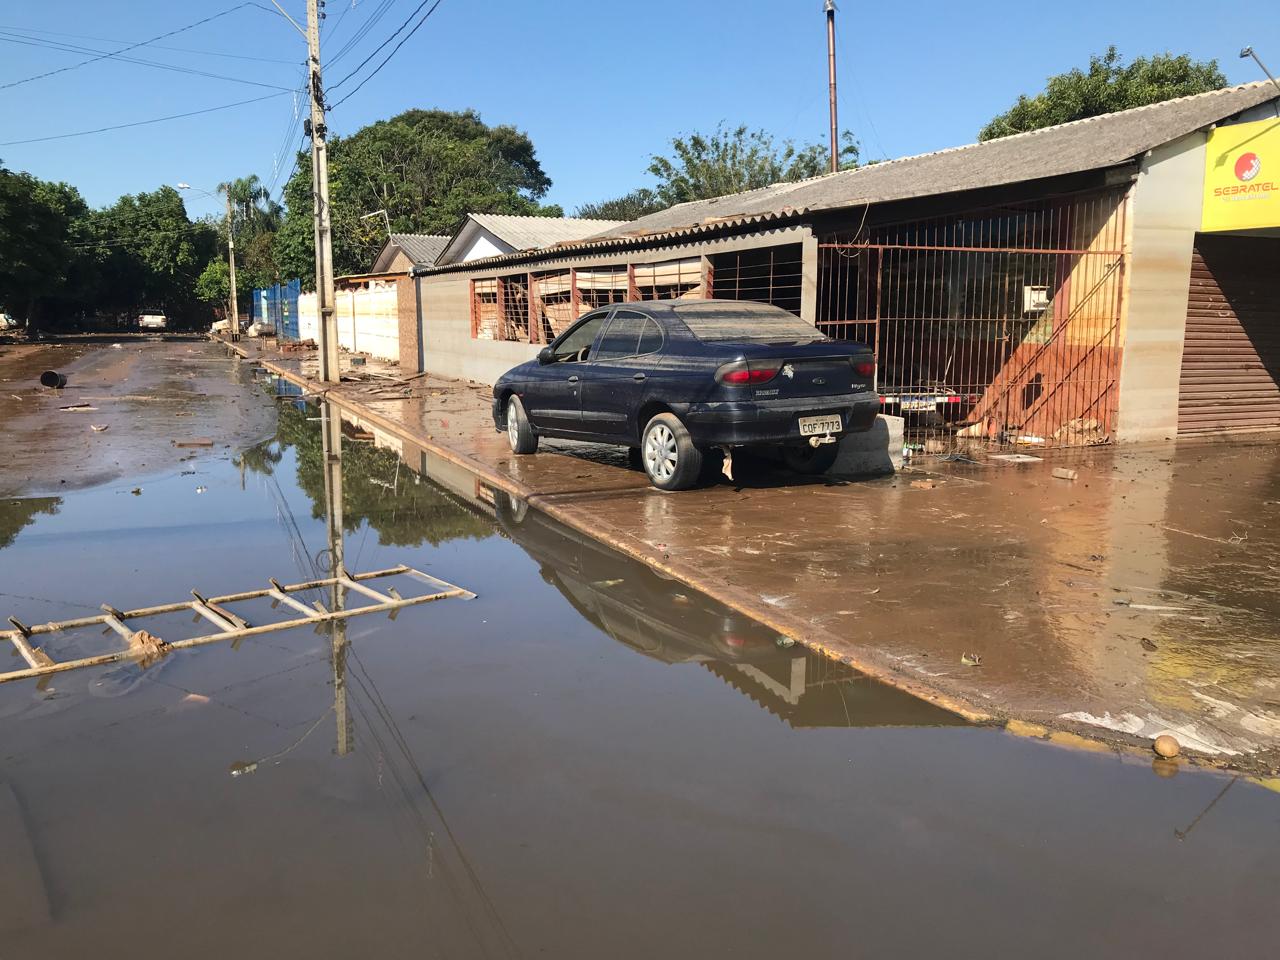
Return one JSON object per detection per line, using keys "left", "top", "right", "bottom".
{"left": 0, "top": 23, "right": 300, "bottom": 64}
{"left": 327, "top": 0, "right": 433, "bottom": 91}
{"left": 0, "top": 92, "right": 288, "bottom": 146}
{"left": 329, "top": 0, "right": 446, "bottom": 109}
{"left": 0, "top": 33, "right": 297, "bottom": 92}
{"left": 326, "top": 0, "right": 397, "bottom": 67}
{"left": 0, "top": 2, "right": 263, "bottom": 92}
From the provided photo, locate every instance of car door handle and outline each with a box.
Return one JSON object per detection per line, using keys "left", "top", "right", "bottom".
{"left": 568, "top": 375, "right": 579, "bottom": 383}
{"left": 632, "top": 373, "right": 646, "bottom": 381}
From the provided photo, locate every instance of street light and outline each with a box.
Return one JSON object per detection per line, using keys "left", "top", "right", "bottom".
{"left": 178, "top": 181, "right": 240, "bottom": 342}
{"left": 1240, "top": 46, "right": 1280, "bottom": 96}
{"left": 360, "top": 209, "right": 391, "bottom": 237}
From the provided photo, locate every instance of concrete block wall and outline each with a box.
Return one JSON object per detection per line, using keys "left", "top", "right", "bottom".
{"left": 397, "top": 276, "right": 420, "bottom": 373}
{"left": 1115, "top": 133, "right": 1206, "bottom": 442}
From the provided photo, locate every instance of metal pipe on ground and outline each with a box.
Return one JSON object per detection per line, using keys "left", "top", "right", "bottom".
{"left": 39, "top": 371, "right": 66, "bottom": 389}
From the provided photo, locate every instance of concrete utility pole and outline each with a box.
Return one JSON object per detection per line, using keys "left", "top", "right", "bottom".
{"left": 224, "top": 188, "right": 241, "bottom": 342}
{"left": 825, "top": 0, "right": 839, "bottom": 174}
{"left": 306, "top": 0, "right": 340, "bottom": 383}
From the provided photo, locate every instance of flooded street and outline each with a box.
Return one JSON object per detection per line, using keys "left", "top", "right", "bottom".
{"left": 1, "top": 351, "right": 1278, "bottom": 958}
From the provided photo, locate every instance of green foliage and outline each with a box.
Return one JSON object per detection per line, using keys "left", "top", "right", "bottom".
{"left": 574, "top": 188, "right": 665, "bottom": 221}
{"left": 979, "top": 47, "right": 1228, "bottom": 142}
{"left": 261, "top": 402, "right": 493, "bottom": 548}
{"left": 0, "top": 497, "right": 60, "bottom": 550}
{"left": 275, "top": 109, "right": 559, "bottom": 280}
{"left": 0, "top": 164, "right": 218, "bottom": 331}
{"left": 646, "top": 125, "right": 860, "bottom": 207}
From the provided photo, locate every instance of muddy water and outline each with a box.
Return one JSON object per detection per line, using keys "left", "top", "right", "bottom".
{"left": 0, "top": 392, "right": 1276, "bottom": 959}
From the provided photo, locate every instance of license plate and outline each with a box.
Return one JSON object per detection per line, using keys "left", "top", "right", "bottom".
{"left": 900, "top": 396, "right": 938, "bottom": 411}
{"left": 798, "top": 414, "right": 842, "bottom": 436}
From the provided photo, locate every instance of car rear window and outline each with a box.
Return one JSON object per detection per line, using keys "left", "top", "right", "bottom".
{"left": 673, "top": 303, "right": 828, "bottom": 342}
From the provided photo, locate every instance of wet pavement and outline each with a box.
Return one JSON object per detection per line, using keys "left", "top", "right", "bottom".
{"left": 230, "top": 340, "right": 1280, "bottom": 768}
{"left": 0, "top": 337, "right": 276, "bottom": 498}
{"left": 1, "top": 354, "right": 1277, "bottom": 957}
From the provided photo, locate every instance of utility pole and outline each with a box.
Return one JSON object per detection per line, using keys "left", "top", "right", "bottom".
{"left": 224, "top": 188, "right": 240, "bottom": 342}
{"left": 306, "top": 0, "right": 340, "bottom": 383}
{"left": 825, "top": 0, "right": 839, "bottom": 173}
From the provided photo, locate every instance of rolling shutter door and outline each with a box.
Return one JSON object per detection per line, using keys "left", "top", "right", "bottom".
{"left": 1178, "top": 235, "right": 1280, "bottom": 435}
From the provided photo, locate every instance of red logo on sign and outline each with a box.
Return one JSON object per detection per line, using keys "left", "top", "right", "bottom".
{"left": 1235, "top": 152, "right": 1261, "bottom": 182}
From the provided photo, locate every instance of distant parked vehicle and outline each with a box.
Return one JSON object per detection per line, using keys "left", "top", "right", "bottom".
{"left": 138, "top": 312, "right": 168, "bottom": 330}
{"left": 877, "top": 360, "right": 976, "bottom": 427}
{"left": 492, "top": 300, "right": 879, "bottom": 491}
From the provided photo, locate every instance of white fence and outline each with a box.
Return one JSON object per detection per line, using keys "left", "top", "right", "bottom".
{"left": 299, "top": 282, "right": 400, "bottom": 362}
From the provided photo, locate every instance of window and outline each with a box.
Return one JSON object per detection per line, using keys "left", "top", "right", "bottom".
{"left": 637, "top": 317, "right": 663, "bottom": 355}
{"left": 673, "top": 301, "right": 827, "bottom": 342}
{"left": 551, "top": 311, "right": 608, "bottom": 362}
{"left": 595, "top": 311, "right": 648, "bottom": 360}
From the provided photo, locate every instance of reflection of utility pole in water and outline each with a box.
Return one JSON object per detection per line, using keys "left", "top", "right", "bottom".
{"left": 320, "top": 400, "right": 351, "bottom": 757}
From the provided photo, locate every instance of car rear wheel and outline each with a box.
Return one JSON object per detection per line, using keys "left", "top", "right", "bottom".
{"left": 506, "top": 395, "right": 538, "bottom": 454}
{"left": 781, "top": 440, "right": 839, "bottom": 475}
{"left": 642, "top": 413, "right": 703, "bottom": 491}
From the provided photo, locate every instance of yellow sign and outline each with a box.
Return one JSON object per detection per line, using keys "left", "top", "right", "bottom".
{"left": 1202, "top": 117, "right": 1280, "bottom": 232}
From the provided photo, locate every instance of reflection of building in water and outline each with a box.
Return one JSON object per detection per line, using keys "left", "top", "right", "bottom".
{"left": 704, "top": 654, "right": 966, "bottom": 729}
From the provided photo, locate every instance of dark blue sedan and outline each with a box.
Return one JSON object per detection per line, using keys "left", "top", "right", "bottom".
{"left": 492, "top": 300, "right": 879, "bottom": 490}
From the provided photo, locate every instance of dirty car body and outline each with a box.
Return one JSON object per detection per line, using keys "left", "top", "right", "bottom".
{"left": 493, "top": 300, "right": 879, "bottom": 488}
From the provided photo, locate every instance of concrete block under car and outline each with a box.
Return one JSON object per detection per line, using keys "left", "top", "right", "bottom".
{"left": 831, "top": 414, "right": 903, "bottom": 477}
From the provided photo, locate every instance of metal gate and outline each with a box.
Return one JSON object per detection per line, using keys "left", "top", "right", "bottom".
{"left": 817, "top": 188, "right": 1128, "bottom": 448}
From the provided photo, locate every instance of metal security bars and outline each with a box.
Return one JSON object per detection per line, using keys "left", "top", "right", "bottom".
{"left": 817, "top": 188, "right": 1128, "bottom": 448}
{"left": 710, "top": 244, "right": 804, "bottom": 315}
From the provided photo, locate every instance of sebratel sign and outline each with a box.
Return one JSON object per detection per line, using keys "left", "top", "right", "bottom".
{"left": 1202, "top": 117, "right": 1280, "bottom": 231}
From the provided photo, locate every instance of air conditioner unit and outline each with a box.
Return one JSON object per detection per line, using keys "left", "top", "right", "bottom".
{"left": 1023, "top": 285, "right": 1050, "bottom": 315}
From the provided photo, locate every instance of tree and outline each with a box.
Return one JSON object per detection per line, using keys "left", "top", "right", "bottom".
{"left": 647, "top": 126, "right": 859, "bottom": 207}
{"left": 275, "top": 109, "right": 560, "bottom": 281}
{"left": 0, "top": 167, "right": 77, "bottom": 327}
{"left": 574, "top": 188, "right": 665, "bottom": 221}
{"left": 979, "top": 47, "right": 1228, "bottom": 141}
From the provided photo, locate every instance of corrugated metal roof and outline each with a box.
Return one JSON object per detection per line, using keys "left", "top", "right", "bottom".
{"left": 388, "top": 233, "right": 450, "bottom": 266}
{"left": 590, "top": 82, "right": 1279, "bottom": 241}
{"left": 418, "top": 82, "right": 1278, "bottom": 277}
{"left": 469, "top": 214, "right": 625, "bottom": 250}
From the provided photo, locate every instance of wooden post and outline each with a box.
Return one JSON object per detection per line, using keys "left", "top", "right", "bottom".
{"left": 570, "top": 267, "right": 581, "bottom": 320}
{"left": 528, "top": 272, "right": 539, "bottom": 342}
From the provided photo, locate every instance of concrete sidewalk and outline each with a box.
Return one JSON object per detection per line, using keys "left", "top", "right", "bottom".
{"left": 226, "top": 338, "right": 1280, "bottom": 771}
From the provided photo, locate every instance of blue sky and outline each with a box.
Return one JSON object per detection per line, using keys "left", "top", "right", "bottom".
{"left": 1, "top": 0, "right": 1277, "bottom": 222}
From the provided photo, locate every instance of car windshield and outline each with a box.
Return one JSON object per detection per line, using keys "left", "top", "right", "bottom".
{"left": 673, "top": 303, "right": 827, "bottom": 342}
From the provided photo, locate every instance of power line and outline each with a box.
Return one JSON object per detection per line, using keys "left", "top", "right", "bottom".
{"left": 0, "top": 2, "right": 264, "bottom": 92}
{"left": 0, "top": 24, "right": 301, "bottom": 65}
{"left": 328, "top": 0, "right": 431, "bottom": 90}
{"left": 0, "top": 92, "right": 287, "bottom": 146}
{"left": 0, "top": 34, "right": 297, "bottom": 92}
{"left": 327, "top": 0, "right": 397, "bottom": 67}
{"left": 330, "top": 0, "right": 447, "bottom": 108}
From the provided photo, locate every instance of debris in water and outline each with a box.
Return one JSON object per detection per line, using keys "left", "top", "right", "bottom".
{"left": 961, "top": 652, "right": 983, "bottom": 666}
{"left": 90, "top": 424, "right": 109, "bottom": 432}
{"left": 1154, "top": 734, "right": 1181, "bottom": 759}
{"left": 126, "top": 629, "right": 172, "bottom": 666}
{"left": 173, "top": 437, "right": 215, "bottom": 448}
{"left": 1051, "top": 467, "right": 1078, "bottom": 481}
{"left": 130, "top": 488, "right": 142, "bottom": 496}
{"left": 195, "top": 485, "right": 208, "bottom": 494}
{"left": 59, "top": 402, "right": 97, "bottom": 412}
{"left": 1140, "top": 637, "right": 1158, "bottom": 652}
{"left": 229, "top": 760, "right": 259, "bottom": 777}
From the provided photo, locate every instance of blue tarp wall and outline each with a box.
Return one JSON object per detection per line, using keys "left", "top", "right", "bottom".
{"left": 255, "top": 279, "right": 301, "bottom": 340}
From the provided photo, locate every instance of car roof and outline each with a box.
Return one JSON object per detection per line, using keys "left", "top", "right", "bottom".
{"left": 614, "top": 299, "right": 798, "bottom": 319}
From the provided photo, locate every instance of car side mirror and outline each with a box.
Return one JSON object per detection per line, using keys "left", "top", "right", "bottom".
{"left": 537, "top": 346, "right": 555, "bottom": 365}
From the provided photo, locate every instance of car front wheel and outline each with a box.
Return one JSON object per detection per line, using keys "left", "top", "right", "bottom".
{"left": 506, "top": 395, "right": 538, "bottom": 454}
{"left": 642, "top": 413, "right": 703, "bottom": 491}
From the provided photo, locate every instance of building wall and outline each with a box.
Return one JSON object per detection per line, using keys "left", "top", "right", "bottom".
{"left": 1115, "top": 132, "right": 1207, "bottom": 442}
{"left": 419, "top": 226, "right": 813, "bottom": 386}
{"left": 422, "top": 273, "right": 539, "bottom": 383}
{"left": 299, "top": 282, "right": 401, "bottom": 362}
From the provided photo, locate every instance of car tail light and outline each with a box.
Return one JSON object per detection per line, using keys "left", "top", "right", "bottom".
{"left": 715, "top": 360, "right": 781, "bottom": 386}
{"left": 853, "top": 360, "right": 876, "bottom": 378}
